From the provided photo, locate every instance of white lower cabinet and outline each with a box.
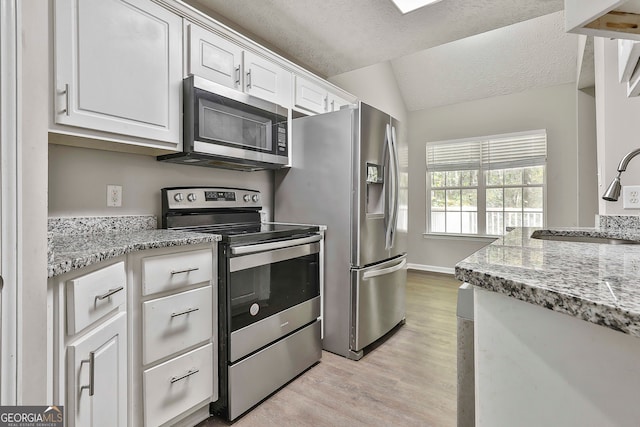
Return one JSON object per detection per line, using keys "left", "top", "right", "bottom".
{"left": 49, "top": 243, "right": 217, "bottom": 427}
{"left": 130, "top": 244, "right": 217, "bottom": 427}
{"left": 143, "top": 343, "right": 213, "bottom": 427}
{"left": 48, "top": 258, "right": 128, "bottom": 427}
{"left": 67, "top": 313, "right": 127, "bottom": 427}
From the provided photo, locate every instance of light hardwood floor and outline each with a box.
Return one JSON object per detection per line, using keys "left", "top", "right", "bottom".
{"left": 198, "top": 271, "right": 460, "bottom": 426}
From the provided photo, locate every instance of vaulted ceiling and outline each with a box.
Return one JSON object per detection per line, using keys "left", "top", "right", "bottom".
{"left": 185, "top": 0, "right": 579, "bottom": 111}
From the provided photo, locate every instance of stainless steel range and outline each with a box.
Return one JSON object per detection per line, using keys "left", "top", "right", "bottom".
{"left": 162, "top": 187, "right": 322, "bottom": 421}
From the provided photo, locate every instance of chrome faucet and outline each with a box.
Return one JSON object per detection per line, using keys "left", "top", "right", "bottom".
{"left": 603, "top": 148, "right": 640, "bottom": 201}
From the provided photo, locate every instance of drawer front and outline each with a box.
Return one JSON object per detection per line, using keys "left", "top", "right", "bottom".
{"left": 142, "top": 248, "right": 212, "bottom": 296}
{"left": 142, "top": 286, "right": 212, "bottom": 365}
{"left": 143, "top": 343, "right": 213, "bottom": 427}
{"left": 66, "top": 261, "right": 126, "bottom": 335}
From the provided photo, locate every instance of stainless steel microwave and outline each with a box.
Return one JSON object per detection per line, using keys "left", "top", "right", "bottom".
{"left": 158, "top": 75, "right": 289, "bottom": 171}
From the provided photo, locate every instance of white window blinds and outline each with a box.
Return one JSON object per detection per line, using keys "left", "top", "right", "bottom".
{"left": 426, "top": 130, "right": 547, "bottom": 171}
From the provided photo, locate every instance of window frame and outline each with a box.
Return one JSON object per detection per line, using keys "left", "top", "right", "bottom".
{"left": 425, "top": 131, "right": 547, "bottom": 238}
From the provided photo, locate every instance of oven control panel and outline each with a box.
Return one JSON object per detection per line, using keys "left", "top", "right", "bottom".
{"left": 163, "top": 187, "right": 261, "bottom": 210}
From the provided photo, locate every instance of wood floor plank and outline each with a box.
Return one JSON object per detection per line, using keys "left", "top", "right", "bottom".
{"left": 198, "top": 271, "right": 459, "bottom": 426}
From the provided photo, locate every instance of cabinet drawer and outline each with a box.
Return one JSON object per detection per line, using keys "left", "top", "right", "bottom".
{"left": 66, "top": 261, "right": 126, "bottom": 335}
{"left": 142, "top": 286, "right": 212, "bottom": 365}
{"left": 142, "top": 248, "right": 212, "bottom": 296}
{"left": 143, "top": 343, "right": 213, "bottom": 427}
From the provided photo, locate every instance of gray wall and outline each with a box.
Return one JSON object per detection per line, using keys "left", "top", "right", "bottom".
{"left": 48, "top": 144, "right": 274, "bottom": 222}
{"left": 595, "top": 38, "right": 640, "bottom": 216}
{"left": 329, "top": 62, "right": 597, "bottom": 271}
{"left": 329, "top": 61, "right": 408, "bottom": 124}
{"left": 408, "top": 83, "right": 592, "bottom": 270}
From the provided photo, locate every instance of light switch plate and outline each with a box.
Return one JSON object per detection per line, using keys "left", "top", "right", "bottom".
{"left": 623, "top": 185, "right": 640, "bottom": 209}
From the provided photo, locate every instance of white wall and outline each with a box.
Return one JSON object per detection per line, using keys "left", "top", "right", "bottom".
{"left": 328, "top": 61, "right": 408, "bottom": 123}
{"left": 408, "top": 83, "right": 590, "bottom": 270}
{"left": 48, "top": 144, "right": 274, "bottom": 222}
{"left": 595, "top": 38, "right": 640, "bottom": 215}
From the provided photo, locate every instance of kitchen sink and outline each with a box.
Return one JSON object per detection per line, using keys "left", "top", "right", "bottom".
{"left": 530, "top": 231, "right": 640, "bottom": 245}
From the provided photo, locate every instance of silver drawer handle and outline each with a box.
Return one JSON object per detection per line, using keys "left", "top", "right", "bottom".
{"left": 80, "top": 351, "right": 95, "bottom": 396}
{"left": 170, "top": 368, "right": 199, "bottom": 384}
{"left": 95, "top": 286, "right": 124, "bottom": 301}
{"left": 170, "top": 307, "right": 199, "bottom": 318}
{"left": 171, "top": 267, "right": 199, "bottom": 275}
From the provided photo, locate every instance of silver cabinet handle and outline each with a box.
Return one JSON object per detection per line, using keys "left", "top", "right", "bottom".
{"left": 324, "top": 96, "right": 328, "bottom": 111}
{"left": 246, "top": 69, "right": 252, "bottom": 89}
{"left": 170, "top": 267, "right": 199, "bottom": 275}
{"left": 170, "top": 368, "right": 199, "bottom": 384}
{"left": 80, "top": 351, "right": 95, "bottom": 396}
{"left": 170, "top": 307, "right": 199, "bottom": 318}
{"left": 235, "top": 66, "right": 241, "bottom": 87}
{"left": 95, "top": 286, "right": 124, "bottom": 301}
{"left": 59, "top": 84, "right": 69, "bottom": 116}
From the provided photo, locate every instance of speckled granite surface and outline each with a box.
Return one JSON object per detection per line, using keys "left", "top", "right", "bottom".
{"left": 48, "top": 215, "right": 158, "bottom": 235}
{"left": 455, "top": 226, "right": 640, "bottom": 338}
{"left": 48, "top": 216, "right": 220, "bottom": 278}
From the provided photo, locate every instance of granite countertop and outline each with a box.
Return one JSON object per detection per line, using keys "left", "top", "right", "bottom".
{"left": 48, "top": 215, "right": 220, "bottom": 278}
{"left": 455, "top": 221, "right": 640, "bottom": 339}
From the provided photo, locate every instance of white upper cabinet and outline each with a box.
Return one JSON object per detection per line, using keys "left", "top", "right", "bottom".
{"left": 244, "top": 50, "right": 291, "bottom": 107}
{"left": 294, "top": 75, "right": 353, "bottom": 114}
{"left": 53, "top": 0, "right": 183, "bottom": 147}
{"left": 294, "top": 76, "right": 327, "bottom": 114}
{"left": 186, "top": 21, "right": 291, "bottom": 107}
{"left": 186, "top": 21, "right": 243, "bottom": 89}
{"left": 565, "top": 0, "right": 640, "bottom": 40}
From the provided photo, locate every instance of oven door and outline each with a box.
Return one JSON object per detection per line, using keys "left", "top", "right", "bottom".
{"left": 227, "top": 235, "right": 321, "bottom": 361}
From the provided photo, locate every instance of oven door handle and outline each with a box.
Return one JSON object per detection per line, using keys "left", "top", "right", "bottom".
{"left": 230, "top": 242, "right": 320, "bottom": 272}
{"left": 231, "top": 234, "right": 322, "bottom": 255}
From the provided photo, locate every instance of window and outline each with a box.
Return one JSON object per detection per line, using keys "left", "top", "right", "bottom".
{"left": 426, "top": 130, "right": 546, "bottom": 236}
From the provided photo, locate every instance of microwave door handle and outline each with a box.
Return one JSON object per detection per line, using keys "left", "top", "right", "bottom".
{"left": 384, "top": 123, "right": 393, "bottom": 250}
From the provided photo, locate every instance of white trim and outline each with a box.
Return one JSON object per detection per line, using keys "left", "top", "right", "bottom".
{"left": 0, "top": 0, "right": 18, "bottom": 405}
{"left": 407, "top": 263, "right": 455, "bottom": 275}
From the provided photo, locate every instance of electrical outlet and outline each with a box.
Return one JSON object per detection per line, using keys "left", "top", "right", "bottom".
{"left": 107, "top": 185, "right": 122, "bottom": 207}
{"left": 623, "top": 185, "right": 640, "bottom": 209}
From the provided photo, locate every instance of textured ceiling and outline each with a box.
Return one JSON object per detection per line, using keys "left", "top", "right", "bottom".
{"left": 185, "top": 0, "right": 579, "bottom": 111}
{"left": 391, "top": 11, "right": 578, "bottom": 111}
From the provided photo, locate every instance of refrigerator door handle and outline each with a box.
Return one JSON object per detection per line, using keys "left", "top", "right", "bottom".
{"left": 362, "top": 258, "right": 407, "bottom": 280}
{"left": 384, "top": 123, "right": 394, "bottom": 250}
{"left": 389, "top": 125, "right": 400, "bottom": 248}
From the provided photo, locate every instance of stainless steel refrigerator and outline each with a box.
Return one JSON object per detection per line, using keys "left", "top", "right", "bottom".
{"left": 275, "top": 102, "right": 408, "bottom": 360}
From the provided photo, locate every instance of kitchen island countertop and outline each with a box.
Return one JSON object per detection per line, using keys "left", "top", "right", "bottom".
{"left": 48, "top": 215, "right": 220, "bottom": 278}
{"left": 455, "top": 226, "right": 640, "bottom": 338}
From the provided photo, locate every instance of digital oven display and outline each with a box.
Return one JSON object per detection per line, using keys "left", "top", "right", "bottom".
{"left": 205, "top": 191, "right": 236, "bottom": 201}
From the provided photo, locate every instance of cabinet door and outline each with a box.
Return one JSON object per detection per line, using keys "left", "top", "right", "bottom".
{"left": 67, "top": 313, "right": 127, "bottom": 427}
{"left": 327, "top": 92, "right": 352, "bottom": 112}
{"left": 186, "top": 22, "right": 243, "bottom": 89}
{"left": 244, "top": 51, "right": 291, "bottom": 107}
{"left": 54, "top": 0, "right": 182, "bottom": 145}
{"left": 294, "top": 76, "right": 327, "bottom": 114}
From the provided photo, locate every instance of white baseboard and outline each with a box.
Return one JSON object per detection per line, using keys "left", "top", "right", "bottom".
{"left": 407, "top": 263, "right": 455, "bottom": 275}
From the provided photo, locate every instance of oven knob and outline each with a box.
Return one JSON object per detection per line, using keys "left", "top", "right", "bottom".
{"left": 243, "top": 194, "right": 251, "bottom": 202}
{"left": 252, "top": 195, "right": 260, "bottom": 203}
{"left": 187, "top": 193, "right": 197, "bottom": 202}
{"left": 173, "top": 193, "right": 184, "bottom": 202}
